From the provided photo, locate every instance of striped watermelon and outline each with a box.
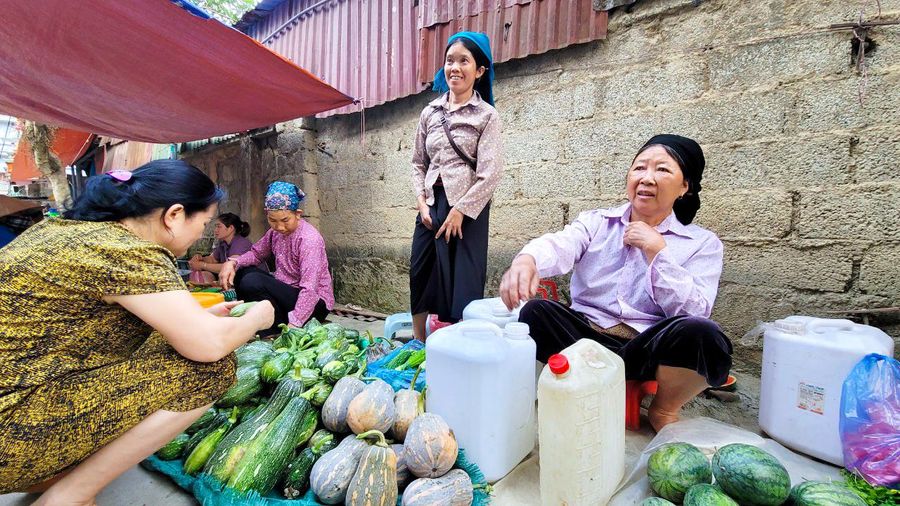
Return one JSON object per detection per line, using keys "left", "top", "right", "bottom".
{"left": 648, "top": 443, "right": 712, "bottom": 503}
{"left": 640, "top": 498, "right": 676, "bottom": 506}
{"left": 789, "top": 481, "right": 867, "bottom": 506}
{"left": 683, "top": 484, "right": 738, "bottom": 506}
{"left": 711, "top": 444, "right": 791, "bottom": 506}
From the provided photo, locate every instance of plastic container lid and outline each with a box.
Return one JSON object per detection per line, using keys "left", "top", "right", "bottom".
{"left": 548, "top": 354, "right": 569, "bottom": 375}
{"left": 504, "top": 322, "right": 530, "bottom": 340}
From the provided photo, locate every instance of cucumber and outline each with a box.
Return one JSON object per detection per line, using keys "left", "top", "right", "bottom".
{"left": 229, "top": 301, "right": 257, "bottom": 317}
{"left": 283, "top": 447, "right": 320, "bottom": 499}
{"left": 155, "top": 433, "right": 190, "bottom": 460}
{"left": 185, "top": 408, "right": 218, "bottom": 435}
{"left": 183, "top": 409, "right": 238, "bottom": 475}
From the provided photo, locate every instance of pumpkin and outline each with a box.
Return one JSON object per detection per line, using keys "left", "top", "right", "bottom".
{"left": 346, "top": 430, "right": 398, "bottom": 506}
{"left": 392, "top": 444, "right": 412, "bottom": 489}
{"left": 310, "top": 434, "right": 370, "bottom": 504}
{"left": 392, "top": 367, "right": 423, "bottom": 442}
{"left": 402, "top": 469, "right": 473, "bottom": 506}
{"left": 404, "top": 413, "right": 458, "bottom": 479}
{"left": 347, "top": 379, "right": 396, "bottom": 435}
{"left": 322, "top": 376, "right": 365, "bottom": 433}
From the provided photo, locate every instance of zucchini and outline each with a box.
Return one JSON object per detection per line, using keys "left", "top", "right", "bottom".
{"left": 204, "top": 376, "right": 305, "bottom": 481}
{"left": 283, "top": 447, "right": 319, "bottom": 499}
{"left": 216, "top": 365, "right": 263, "bottom": 407}
{"left": 235, "top": 340, "right": 274, "bottom": 368}
{"left": 185, "top": 407, "right": 218, "bottom": 434}
{"left": 302, "top": 382, "right": 333, "bottom": 408}
{"left": 295, "top": 407, "right": 319, "bottom": 449}
{"left": 184, "top": 411, "right": 229, "bottom": 457}
{"left": 229, "top": 301, "right": 257, "bottom": 317}
{"left": 298, "top": 367, "right": 321, "bottom": 387}
{"left": 260, "top": 352, "right": 295, "bottom": 383}
{"left": 227, "top": 397, "right": 314, "bottom": 494}
{"left": 155, "top": 433, "right": 190, "bottom": 460}
{"left": 184, "top": 409, "right": 238, "bottom": 475}
{"left": 322, "top": 360, "right": 350, "bottom": 383}
{"left": 309, "top": 429, "right": 336, "bottom": 452}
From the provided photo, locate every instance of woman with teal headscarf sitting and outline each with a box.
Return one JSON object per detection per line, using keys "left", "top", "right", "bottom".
{"left": 220, "top": 181, "right": 335, "bottom": 334}
{"left": 409, "top": 31, "right": 504, "bottom": 340}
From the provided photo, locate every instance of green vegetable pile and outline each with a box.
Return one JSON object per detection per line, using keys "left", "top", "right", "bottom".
{"left": 153, "top": 319, "right": 367, "bottom": 498}
{"left": 841, "top": 470, "right": 900, "bottom": 506}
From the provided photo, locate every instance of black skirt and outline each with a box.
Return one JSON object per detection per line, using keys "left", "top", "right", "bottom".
{"left": 409, "top": 185, "right": 490, "bottom": 323}
{"left": 518, "top": 299, "right": 733, "bottom": 387}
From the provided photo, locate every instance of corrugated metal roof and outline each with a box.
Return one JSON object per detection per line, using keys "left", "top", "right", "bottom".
{"left": 418, "top": 0, "right": 608, "bottom": 85}
{"left": 242, "top": 0, "right": 607, "bottom": 117}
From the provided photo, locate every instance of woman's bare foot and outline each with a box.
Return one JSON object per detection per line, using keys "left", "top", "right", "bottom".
{"left": 648, "top": 404, "right": 680, "bottom": 432}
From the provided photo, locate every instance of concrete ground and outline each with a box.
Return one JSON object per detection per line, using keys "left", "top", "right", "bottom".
{"left": 0, "top": 315, "right": 658, "bottom": 505}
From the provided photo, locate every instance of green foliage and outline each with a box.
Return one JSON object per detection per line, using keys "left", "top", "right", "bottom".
{"left": 841, "top": 470, "right": 900, "bottom": 506}
{"left": 192, "top": 0, "right": 255, "bottom": 24}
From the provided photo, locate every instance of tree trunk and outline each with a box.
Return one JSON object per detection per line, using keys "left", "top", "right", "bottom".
{"left": 21, "top": 121, "right": 71, "bottom": 210}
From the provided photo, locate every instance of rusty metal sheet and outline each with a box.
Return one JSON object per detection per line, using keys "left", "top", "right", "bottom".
{"left": 418, "top": 0, "right": 607, "bottom": 85}
{"left": 242, "top": 0, "right": 606, "bottom": 117}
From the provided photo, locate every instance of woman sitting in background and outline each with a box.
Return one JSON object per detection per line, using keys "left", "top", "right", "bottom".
{"left": 188, "top": 212, "right": 253, "bottom": 280}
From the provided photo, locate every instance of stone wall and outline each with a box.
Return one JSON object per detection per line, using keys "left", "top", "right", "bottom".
{"left": 312, "top": 0, "right": 900, "bottom": 373}
{"left": 182, "top": 0, "right": 900, "bottom": 375}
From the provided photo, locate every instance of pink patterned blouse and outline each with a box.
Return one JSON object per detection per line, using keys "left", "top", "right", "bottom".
{"left": 233, "top": 220, "right": 335, "bottom": 326}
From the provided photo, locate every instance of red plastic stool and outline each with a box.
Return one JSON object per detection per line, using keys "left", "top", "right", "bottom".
{"left": 626, "top": 380, "right": 658, "bottom": 431}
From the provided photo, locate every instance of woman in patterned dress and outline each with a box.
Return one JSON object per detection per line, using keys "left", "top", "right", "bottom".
{"left": 409, "top": 31, "right": 504, "bottom": 340}
{"left": 0, "top": 160, "right": 275, "bottom": 504}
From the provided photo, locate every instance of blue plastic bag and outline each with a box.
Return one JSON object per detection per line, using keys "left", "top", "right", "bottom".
{"left": 840, "top": 353, "right": 900, "bottom": 487}
{"left": 366, "top": 340, "right": 426, "bottom": 392}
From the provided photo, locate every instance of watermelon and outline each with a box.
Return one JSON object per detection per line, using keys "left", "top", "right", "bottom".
{"left": 683, "top": 484, "right": 738, "bottom": 506}
{"left": 711, "top": 443, "right": 791, "bottom": 506}
{"left": 789, "top": 481, "right": 867, "bottom": 506}
{"left": 648, "top": 443, "right": 712, "bottom": 503}
{"left": 640, "top": 498, "right": 676, "bottom": 506}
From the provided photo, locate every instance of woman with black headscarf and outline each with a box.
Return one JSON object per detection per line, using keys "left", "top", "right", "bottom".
{"left": 499, "top": 134, "right": 732, "bottom": 431}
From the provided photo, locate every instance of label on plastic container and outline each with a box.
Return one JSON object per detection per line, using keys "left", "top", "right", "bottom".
{"left": 797, "top": 382, "right": 825, "bottom": 415}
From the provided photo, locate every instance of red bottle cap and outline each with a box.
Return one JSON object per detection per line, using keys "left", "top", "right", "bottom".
{"left": 548, "top": 354, "right": 569, "bottom": 375}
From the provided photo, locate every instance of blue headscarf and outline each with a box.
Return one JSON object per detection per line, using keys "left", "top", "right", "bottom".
{"left": 432, "top": 31, "right": 495, "bottom": 106}
{"left": 264, "top": 181, "right": 305, "bottom": 211}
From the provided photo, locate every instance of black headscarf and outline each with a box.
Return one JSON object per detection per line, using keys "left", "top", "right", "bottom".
{"left": 636, "top": 134, "right": 705, "bottom": 225}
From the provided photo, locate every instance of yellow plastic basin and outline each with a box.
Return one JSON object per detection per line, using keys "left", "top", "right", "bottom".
{"left": 191, "top": 291, "right": 225, "bottom": 308}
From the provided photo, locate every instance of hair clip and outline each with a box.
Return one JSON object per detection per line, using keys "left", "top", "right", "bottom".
{"left": 107, "top": 170, "right": 132, "bottom": 182}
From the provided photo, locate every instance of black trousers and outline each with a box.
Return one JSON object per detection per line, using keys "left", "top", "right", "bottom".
{"left": 518, "top": 300, "right": 733, "bottom": 387}
{"left": 409, "top": 185, "right": 490, "bottom": 323}
{"left": 234, "top": 266, "right": 329, "bottom": 333}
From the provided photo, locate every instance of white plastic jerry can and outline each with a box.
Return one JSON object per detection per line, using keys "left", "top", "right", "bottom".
{"left": 425, "top": 320, "right": 537, "bottom": 483}
{"left": 462, "top": 297, "right": 524, "bottom": 328}
{"left": 759, "top": 316, "right": 894, "bottom": 466}
{"left": 538, "top": 339, "right": 625, "bottom": 506}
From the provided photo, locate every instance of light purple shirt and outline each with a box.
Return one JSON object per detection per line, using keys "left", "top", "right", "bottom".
{"left": 519, "top": 203, "right": 723, "bottom": 332}
{"left": 234, "top": 220, "right": 335, "bottom": 326}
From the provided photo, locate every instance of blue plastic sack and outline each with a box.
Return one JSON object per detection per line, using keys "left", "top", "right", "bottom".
{"left": 840, "top": 353, "right": 900, "bottom": 487}
{"left": 366, "top": 340, "right": 426, "bottom": 392}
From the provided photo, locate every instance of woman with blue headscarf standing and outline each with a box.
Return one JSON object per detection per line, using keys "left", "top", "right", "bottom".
{"left": 409, "top": 32, "right": 504, "bottom": 340}
{"left": 220, "top": 181, "right": 335, "bottom": 334}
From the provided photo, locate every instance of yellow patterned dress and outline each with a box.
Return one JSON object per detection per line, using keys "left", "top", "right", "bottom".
{"left": 0, "top": 218, "right": 236, "bottom": 492}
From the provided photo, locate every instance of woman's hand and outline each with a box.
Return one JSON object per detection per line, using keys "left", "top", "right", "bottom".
{"left": 623, "top": 221, "right": 667, "bottom": 262}
{"left": 418, "top": 202, "right": 433, "bottom": 230}
{"left": 435, "top": 208, "right": 464, "bottom": 243}
{"left": 207, "top": 300, "right": 243, "bottom": 317}
{"left": 219, "top": 260, "right": 237, "bottom": 290}
{"left": 500, "top": 254, "right": 540, "bottom": 310}
{"left": 245, "top": 300, "right": 276, "bottom": 330}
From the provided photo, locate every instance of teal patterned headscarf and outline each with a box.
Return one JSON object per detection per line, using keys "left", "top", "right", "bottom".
{"left": 432, "top": 31, "right": 495, "bottom": 106}
{"left": 264, "top": 181, "right": 305, "bottom": 211}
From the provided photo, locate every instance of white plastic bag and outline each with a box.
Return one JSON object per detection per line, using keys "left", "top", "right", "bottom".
{"left": 609, "top": 417, "right": 842, "bottom": 505}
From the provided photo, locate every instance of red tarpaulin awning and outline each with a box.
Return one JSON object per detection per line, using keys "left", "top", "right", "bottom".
{"left": 0, "top": 0, "right": 355, "bottom": 143}
{"left": 8, "top": 128, "right": 94, "bottom": 183}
